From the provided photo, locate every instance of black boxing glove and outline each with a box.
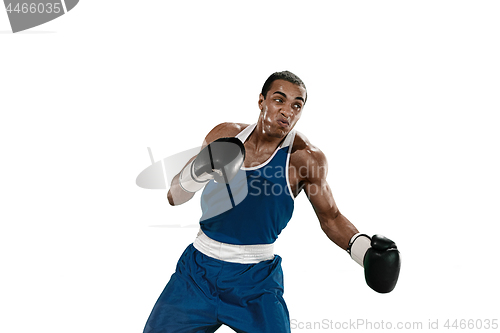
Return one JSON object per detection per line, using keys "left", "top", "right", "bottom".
{"left": 179, "top": 137, "right": 245, "bottom": 193}
{"left": 347, "top": 234, "right": 401, "bottom": 293}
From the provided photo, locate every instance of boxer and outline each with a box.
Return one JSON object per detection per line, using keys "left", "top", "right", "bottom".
{"left": 144, "top": 71, "right": 401, "bottom": 333}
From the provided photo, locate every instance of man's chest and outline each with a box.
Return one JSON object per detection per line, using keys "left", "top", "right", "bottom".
{"left": 242, "top": 146, "right": 303, "bottom": 197}
{"left": 242, "top": 148, "right": 275, "bottom": 168}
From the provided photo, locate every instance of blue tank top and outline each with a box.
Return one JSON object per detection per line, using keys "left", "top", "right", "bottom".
{"left": 199, "top": 124, "right": 296, "bottom": 245}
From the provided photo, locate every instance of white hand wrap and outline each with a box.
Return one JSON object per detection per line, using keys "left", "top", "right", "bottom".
{"left": 178, "top": 160, "right": 211, "bottom": 193}
{"left": 348, "top": 233, "right": 372, "bottom": 267}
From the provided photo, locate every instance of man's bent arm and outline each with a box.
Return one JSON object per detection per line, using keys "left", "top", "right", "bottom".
{"left": 167, "top": 122, "right": 243, "bottom": 206}
{"left": 167, "top": 156, "right": 196, "bottom": 206}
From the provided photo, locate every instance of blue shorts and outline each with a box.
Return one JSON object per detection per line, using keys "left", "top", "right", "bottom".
{"left": 143, "top": 244, "right": 290, "bottom": 333}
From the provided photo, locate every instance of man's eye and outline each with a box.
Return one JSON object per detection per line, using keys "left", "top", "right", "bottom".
{"left": 274, "top": 98, "right": 283, "bottom": 103}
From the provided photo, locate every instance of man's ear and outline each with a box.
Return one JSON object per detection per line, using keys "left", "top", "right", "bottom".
{"left": 258, "top": 93, "right": 265, "bottom": 111}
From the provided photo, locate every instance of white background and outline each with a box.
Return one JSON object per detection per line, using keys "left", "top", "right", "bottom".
{"left": 1, "top": 1, "right": 499, "bottom": 332}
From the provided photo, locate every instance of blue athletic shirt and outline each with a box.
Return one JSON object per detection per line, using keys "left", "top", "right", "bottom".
{"left": 199, "top": 123, "right": 296, "bottom": 245}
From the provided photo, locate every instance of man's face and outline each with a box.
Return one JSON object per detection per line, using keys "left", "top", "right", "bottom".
{"left": 258, "top": 79, "right": 307, "bottom": 138}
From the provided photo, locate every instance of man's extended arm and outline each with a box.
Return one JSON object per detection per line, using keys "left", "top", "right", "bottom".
{"left": 301, "top": 144, "right": 401, "bottom": 293}
{"left": 301, "top": 148, "right": 358, "bottom": 250}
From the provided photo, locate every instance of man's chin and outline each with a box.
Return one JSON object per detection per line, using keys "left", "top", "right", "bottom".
{"left": 272, "top": 125, "right": 290, "bottom": 138}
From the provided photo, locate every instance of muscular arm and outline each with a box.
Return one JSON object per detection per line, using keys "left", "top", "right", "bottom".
{"left": 296, "top": 136, "right": 401, "bottom": 293}
{"left": 301, "top": 147, "right": 358, "bottom": 250}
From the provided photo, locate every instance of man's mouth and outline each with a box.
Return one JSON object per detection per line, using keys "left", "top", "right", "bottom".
{"left": 277, "top": 119, "right": 289, "bottom": 127}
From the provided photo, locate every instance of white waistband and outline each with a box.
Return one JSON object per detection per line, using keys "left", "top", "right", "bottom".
{"left": 193, "top": 230, "right": 275, "bottom": 264}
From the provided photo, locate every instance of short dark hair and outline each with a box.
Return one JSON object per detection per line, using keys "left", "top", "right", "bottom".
{"left": 261, "top": 70, "right": 307, "bottom": 103}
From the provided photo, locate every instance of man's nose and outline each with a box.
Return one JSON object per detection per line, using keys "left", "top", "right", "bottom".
{"left": 280, "top": 104, "right": 293, "bottom": 118}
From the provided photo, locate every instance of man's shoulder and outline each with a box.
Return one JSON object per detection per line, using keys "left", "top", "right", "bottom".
{"left": 205, "top": 122, "right": 250, "bottom": 143}
{"left": 291, "top": 130, "right": 328, "bottom": 170}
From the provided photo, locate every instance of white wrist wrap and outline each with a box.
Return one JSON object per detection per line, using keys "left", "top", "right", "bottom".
{"left": 348, "top": 233, "right": 372, "bottom": 267}
{"left": 179, "top": 160, "right": 209, "bottom": 193}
